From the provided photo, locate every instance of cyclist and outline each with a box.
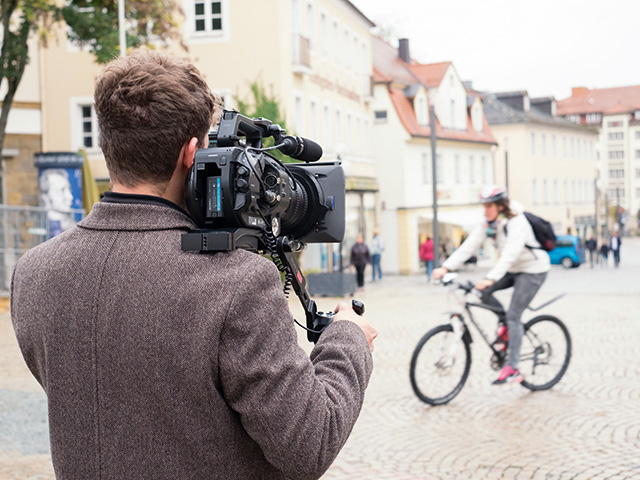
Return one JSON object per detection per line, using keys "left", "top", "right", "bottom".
{"left": 432, "top": 186, "right": 550, "bottom": 384}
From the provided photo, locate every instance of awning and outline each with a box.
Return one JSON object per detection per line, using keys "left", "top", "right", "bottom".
{"left": 419, "top": 207, "right": 484, "bottom": 230}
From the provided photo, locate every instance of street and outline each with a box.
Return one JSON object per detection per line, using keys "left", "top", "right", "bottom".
{"left": 2, "top": 239, "right": 640, "bottom": 479}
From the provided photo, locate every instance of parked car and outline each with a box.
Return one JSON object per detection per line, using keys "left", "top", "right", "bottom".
{"left": 548, "top": 235, "right": 585, "bottom": 268}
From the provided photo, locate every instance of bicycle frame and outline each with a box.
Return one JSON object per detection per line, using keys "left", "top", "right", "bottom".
{"left": 444, "top": 280, "right": 565, "bottom": 359}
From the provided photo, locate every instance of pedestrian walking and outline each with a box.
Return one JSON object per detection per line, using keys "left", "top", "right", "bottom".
{"left": 370, "top": 229, "right": 384, "bottom": 281}
{"left": 419, "top": 236, "right": 435, "bottom": 282}
{"left": 585, "top": 235, "right": 597, "bottom": 268}
{"left": 609, "top": 230, "right": 622, "bottom": 268}
{"left": 350, "top": 233, "right": 371, "bottom": 289}
{"left": 599, "top": 241, "right": 609, "bottom": 268}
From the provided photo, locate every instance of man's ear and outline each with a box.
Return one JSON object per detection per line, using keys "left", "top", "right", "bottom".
{"left": 181, "top": 137, "right": 199, "bottom": 169}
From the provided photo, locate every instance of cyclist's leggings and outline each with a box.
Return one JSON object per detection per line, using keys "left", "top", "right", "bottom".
{"left": 480, "top": 271, "right": 547, "bottom": 369}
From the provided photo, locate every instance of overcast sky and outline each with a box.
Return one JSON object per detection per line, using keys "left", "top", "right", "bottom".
{"left": 350, "top": 0, "right": 639, "bottom": 100}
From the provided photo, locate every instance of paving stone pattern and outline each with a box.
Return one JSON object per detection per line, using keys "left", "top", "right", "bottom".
{"left": 1, "top": 239, "right": 639, "bottom": 479}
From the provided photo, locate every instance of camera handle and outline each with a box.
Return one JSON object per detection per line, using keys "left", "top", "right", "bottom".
{"left": 275, "top": 237, "right": 364, "bottom": 343}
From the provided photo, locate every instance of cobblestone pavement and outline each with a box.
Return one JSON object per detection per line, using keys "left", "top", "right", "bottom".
{"left": 1, "top": 239, "right": 639, "bottom": 479}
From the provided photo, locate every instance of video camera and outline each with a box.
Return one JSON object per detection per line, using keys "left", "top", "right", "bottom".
{"left": 181, "top": 111, "right": 363, "bottom": 342}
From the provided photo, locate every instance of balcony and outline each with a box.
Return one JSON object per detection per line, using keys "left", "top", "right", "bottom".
{"left": 292, "top": 34, "right": 312, "bottom": 74}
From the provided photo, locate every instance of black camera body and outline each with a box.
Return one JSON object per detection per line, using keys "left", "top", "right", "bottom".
{"left": 184, "top": 110, "right": 344, "bottom": 248}
{"left": 181, "top": 111, "right": 358, "bottom": 343}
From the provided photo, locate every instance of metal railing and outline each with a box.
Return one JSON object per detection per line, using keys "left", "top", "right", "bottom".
{"left": 0, "top": 205, "right": 85, "bottom": 292}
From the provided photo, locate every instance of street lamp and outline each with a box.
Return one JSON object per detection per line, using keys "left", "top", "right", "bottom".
{"left": 429, "top": 87, "right": 440, "bottom": 268}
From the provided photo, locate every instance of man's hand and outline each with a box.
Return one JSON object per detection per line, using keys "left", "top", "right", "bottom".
{"left": 474, "top": 279, "right": 494, "bottom": 291}
{"left": 333, "top": 302, "right": 378, "bottom": 352}
{"left": 432, "top": 267, "right": 448, "bottom": 280}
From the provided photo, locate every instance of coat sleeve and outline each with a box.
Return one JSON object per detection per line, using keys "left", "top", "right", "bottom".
{"left": 218, "top": 256, "right": 373, "bottom": 480}
{"left": 442, "top": 223, "right": 486, "bottom": 272}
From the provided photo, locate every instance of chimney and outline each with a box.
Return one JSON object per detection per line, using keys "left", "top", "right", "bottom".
{"left": 572, "top": 87, "right": 589, "bottom": 97}
{"left": 398, "top": 38, "right": 410, "bottom": 63}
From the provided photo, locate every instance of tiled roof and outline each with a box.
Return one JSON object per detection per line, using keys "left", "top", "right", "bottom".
{"left": 388, "top": 86, "right": 497, "bottom": 144}
{"left": 373, "top": 36, "right": 496, "bottom": 145}
{"left": 557, "top": 85, "right": 640, "bottom": 115}
{"left": 406, "top": 62, "right": 451, "bottom": 88}
{"left": 371, "top": 36, "right": 417, "bottom": 85}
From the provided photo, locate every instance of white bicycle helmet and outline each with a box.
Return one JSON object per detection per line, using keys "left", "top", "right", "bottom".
{"left": 479, "top": 185, "right": 508, "bottom": 204}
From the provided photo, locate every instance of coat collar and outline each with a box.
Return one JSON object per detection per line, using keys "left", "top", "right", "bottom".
{"left": 78, "top": 201, "right": 197, "bottom": 232}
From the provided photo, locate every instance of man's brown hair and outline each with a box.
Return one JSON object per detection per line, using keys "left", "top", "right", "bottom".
{"left": 94, "top": 49, "right": 220, "bottom": 188}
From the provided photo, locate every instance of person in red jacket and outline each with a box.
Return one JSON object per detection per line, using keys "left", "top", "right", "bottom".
{"left": 419, "top": 236, "right": 435, "bottom": 281}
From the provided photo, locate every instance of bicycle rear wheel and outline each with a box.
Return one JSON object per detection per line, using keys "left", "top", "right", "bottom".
{"left": 520, "top": 315, "right": 571, "bottom": 391}
{"left": 410, "top": 323, "right": 471, "bottom": 405}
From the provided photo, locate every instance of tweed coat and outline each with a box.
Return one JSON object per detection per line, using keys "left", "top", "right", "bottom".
{"left": 11, "top": 199, "right": 373, "bottom": 480}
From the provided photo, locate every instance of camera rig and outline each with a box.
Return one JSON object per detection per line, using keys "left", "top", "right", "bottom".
{"left": 181, "top": 111, "right": 363, "bottom": 342}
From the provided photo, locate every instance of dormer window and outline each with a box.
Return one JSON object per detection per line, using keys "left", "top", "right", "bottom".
{"left": 416, "top": 95, "right": 428, "bottom": 126}
{"left": 472, "top": 102, "right": 483, "bottom": 133}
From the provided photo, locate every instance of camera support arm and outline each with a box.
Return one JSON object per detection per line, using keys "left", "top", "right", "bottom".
{"left": 275, "top": 237, "right": 364, "bottom": 343}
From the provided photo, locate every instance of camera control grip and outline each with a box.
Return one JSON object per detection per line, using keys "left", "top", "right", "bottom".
{"left": 312, "top": 299, "right": 365, "bottom": 336}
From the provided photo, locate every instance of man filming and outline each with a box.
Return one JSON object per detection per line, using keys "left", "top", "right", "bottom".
{"left": 11, "top": 50, "right": 377, "bottom": 480}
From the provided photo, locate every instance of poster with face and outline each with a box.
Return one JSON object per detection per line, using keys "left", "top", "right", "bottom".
{"left": 35, "top": 153, "right": 85, "bottom": 238}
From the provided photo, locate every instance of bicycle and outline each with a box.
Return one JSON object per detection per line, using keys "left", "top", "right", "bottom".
{"left": 410, "top": 273, "right": 572, "bottom": 405}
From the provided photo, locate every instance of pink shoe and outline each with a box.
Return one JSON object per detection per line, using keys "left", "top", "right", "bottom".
{"left": 492, "top": 365, "right": 523, "bottom": 385}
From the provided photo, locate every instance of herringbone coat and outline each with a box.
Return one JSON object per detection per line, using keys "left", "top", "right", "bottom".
{"left": 11, "top": 200, "right": 373, "bottom": 480}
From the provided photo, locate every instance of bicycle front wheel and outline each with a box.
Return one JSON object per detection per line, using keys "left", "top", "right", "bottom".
{"left": 520, "top": 315, "right": 572, "bottom": 391}
{"left": 410, "top": 323, "right": 471, "bottom": 405}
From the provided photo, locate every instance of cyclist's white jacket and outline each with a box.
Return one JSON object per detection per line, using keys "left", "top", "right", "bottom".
{"left": 442, "top": 201, "right": 550, "bottom": 282}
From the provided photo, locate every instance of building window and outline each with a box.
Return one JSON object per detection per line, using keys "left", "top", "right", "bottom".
{"left": 294, "top": 95, "right": 304, "bottom": 135}
{"left": 635, "top": 131, "right": 640, "bottom": 139}
{"left": 543, "top": 179, "right": 548, "bottom": 204}
{"left": 554, "top": 179, "right": 559, "bottom": 204}
{"left": 309, "top": 99, "right": 317, "bottom": 140}
{"left": 333, "top": 20, "right": 339, "bottom": 64}
{"left": 323, "top": 104, "right": 332, "bottom": 151}
{"left": 635, "top": 110, "right": 640, "bottom": 121}
{"left": 567, "top": 114, "right": 580, "bottom": 124}
{"left": 481, "top": 156, "right": 487, "bottom": 184}
{"left": 532, "top": 179, "right": 538, "bottom": 205}
{"left": 586, "top": 113, "right": 601, "bottom": 124}
{"left": 80, "top": 105, "right": 99, "bottom": 149}
{"left": 608, "top": 169, "right": 625, "bottom": 179}
{"left": 436, "top": 154, "right": 443, "bottom": 184}
{"left": 468, "top": 156, "right": 475, "bottom": 184}
{"left": 194, "top": 0, "right": 223, "bottom": 34}
{"left": 636, "top": 188, "right": 640, "bottom": 198}
{"left": 454, "top": 155, "right": 460, "bottom": 184}
{"left": 306, "top": 2, "right": 314, "bottom": 51}
{"left": 552, "top": 134, "right": 557, "bottom": 157}
{"left": 320, "top": 12, "right": 327, "bottom": 56}
{"left": 422, "top": 153, "right": 430, "bottom": 184}
{"left": 450, "top": 99, "right": 455, "bottom": 126}
{"left": 541, "top": 133, "right": 547, "bottom": 156}
{"left": 636, "top": 168, "right": 640, "bottom": 179}
{"left": 374, "top": 110, "right": 387, "bottom": 122}
{"left": 416, "top": 96, "right": 428, "bottom": 126}
{"left": 562, "top": 136, "right": 567, "bottom": 158}
{"left": 531, "top": 132, "right": 536, "bottom": 154}
{"left": 608, "top": 150, "right": 624, "bottom": 160}
{"left": 343, "top": 29, "right": 350, "bottom": 71}
{"left": 608, "top": 131, "right": 624, "bottom": 141}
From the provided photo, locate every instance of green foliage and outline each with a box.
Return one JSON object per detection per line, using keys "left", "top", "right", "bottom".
{"left": 62, "top": 0, "right": 183, "bottom": 63}
{"left": 0, "top": 0, "right": 59, "bottom": 149}
{"left": 236, "top": 78, "right": 299, "bottom": 164}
